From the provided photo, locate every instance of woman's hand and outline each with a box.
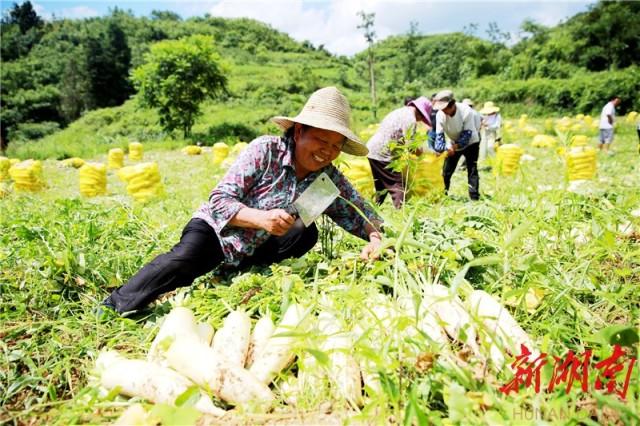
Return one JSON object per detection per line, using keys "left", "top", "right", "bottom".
{"left": 360, "top": 231, "right": 382, "bottom": 261}
{"left": 260, "top": 209, "right": 296, "bottom": 236}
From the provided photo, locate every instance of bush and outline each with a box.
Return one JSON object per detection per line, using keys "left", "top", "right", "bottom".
{"left": 13, "top": 121, "right": 60, "bottom": 140}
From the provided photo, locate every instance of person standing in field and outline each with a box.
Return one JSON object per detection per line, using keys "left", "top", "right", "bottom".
{"left": 366, "top": 97, "right": 433, "bottom": 208}
{"left": 101, "top": 87, "right": 383, "bottom": 316}
{"left": 478, "top": 101, "right": 502, "bottom": 159}
{"left": 598, "top": 96, "right": 621, "bottom": 154}
{"left": 432, "top": 90, "right": 481, "bottom": 201}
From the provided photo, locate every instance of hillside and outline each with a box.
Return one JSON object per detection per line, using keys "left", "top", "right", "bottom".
{"left": 1, "top": 0, "right": 639, "bottom": 159}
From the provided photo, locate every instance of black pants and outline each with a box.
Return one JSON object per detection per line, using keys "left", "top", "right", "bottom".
{"left": 443, "top": 142, "right": 480, "bottom": 200}
{"left": 106, "top": 218, "right": 318, "bottom": 313}
{"left": 368, "top": 158, "right": 405, "bottom": 209}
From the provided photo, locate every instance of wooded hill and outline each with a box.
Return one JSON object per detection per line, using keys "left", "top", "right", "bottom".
{"left": 1, "top": 0, "right": 638, "bottom": 157}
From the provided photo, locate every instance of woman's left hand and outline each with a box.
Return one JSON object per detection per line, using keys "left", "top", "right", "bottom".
{"left": 360, "top": 233, "right": 382, "bottom": 261}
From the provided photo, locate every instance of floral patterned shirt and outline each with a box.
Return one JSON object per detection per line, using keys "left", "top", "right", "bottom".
{"left": 194, "top": 135, "right": 381, "bottom": 266}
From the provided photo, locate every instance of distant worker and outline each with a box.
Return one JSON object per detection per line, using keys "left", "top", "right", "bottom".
{"left": 367, "top": 97, "right": 433, "bottom": 208}
{"left": 598, "top": 96, "right": 621, "bottom": 154}
{"left": 479, "top": 101, "right": 502, "bottom": 160}
{"left": 432, "top": 90, "right": 480, "bottom": 201}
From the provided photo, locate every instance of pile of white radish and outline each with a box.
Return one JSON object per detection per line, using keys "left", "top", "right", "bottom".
{"left": 98, "top": 288, "right": 536, "bottom": 420}
{"left": 96, "top": 304, "right": 307, "bottom": 419}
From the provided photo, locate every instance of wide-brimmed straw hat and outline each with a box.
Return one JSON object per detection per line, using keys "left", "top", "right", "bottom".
{"left": 271, "top": 86, "right": 368, "bottom": 156}
{"left": 479, "top": 101, "right": 500, "bottom": 115}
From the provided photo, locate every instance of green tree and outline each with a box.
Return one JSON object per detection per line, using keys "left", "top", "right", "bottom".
{"left": 3, "top": 0, "right": 42, "bottom": 33}
{"left": 357, "top": 10, "right": 377, "bottom": 119}
{"left": 132, "top": 35, "right": 228, "bottom": 138}
{"left": 402, "top": 21, "right": 420, "bottom": 83}
{"left": 85, "top": 21, "right": 133, "bottom": 108}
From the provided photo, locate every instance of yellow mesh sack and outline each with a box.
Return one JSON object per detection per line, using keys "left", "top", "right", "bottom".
{"left": 338, "top": 155, "right": 375, "bottom": 197}
{"left": 108, "top": 148, "right": 125, "bottom": 169}
{"left": 212, "top": 142, "right": 229, "bottom": 166}
{"left": 494, "top": 144, "right": 524, "bottom": 176}
{"left": 79, "top": 162, "right": 107, "bottom": 197}
{"left": 531, "top": 134, "right": 557, "bottom": 148}
{"left": 9, "top": 158, "right": 20, "bottom": 166}
{"left": 0, "top": 156, "right": 10, "bottom": 182}
{"left": 61, "top": 157, "right": 85, "bottom": 168}
{"left": 570, "top": 135, "right": 589, "bottom": 147}
{"left": 408, "top": 152, "right": 446, "bottom": 195}
{"left": 625, "top": 111, "right": 638, "bottom": 123}
{"left": 230, "top": 142, "right": 249, "bottom": 155}
{"left": 566, "top": 146, "right": 597, "bottom": 181}
{"left": 181, "top": 145, "right": 202, "bottom": 155}
{"left": 128, "top": 142, "right": 144, "bottom": 161}
{"left": 117, "top": 162, "right": 164, "bottom": 202}
{"left": 9, "top": 159, "right": 45, "bottom": 192}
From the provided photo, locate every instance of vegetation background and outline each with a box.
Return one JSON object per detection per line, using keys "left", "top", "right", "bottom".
{"left": 1, "top": 1, "right": 639, "bottom": 159}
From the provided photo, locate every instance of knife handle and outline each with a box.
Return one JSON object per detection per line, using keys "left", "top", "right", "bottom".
{"left": 284, "top": 205, "right": 298, "bottom": 217}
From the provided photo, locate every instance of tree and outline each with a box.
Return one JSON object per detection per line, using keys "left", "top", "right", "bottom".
{"left": 3, "top": 1, "right": 42, "bottom": 33}
{"left": 132, "top": 35, "right": 228, "bottom": 138}
{"left": 357, "top": 10, "right": 377, "bottom": 119}
{"left": 59, "top": 53, "right": 91, "bottom": 123}
{"left": 486, "top": 21, "right": 511, "bottom": 45}
{"left": 402, "top": 21, "right": 420, "bottom": 83}
{"left": 85, "top": 21, "right": 133, "bottom": 108}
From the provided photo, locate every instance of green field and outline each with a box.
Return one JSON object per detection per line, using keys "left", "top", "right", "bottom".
{"left": 1, "top": 116, "right": 639, "bottom": 424}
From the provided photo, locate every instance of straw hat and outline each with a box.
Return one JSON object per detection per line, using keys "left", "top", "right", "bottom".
{"left": 479, "top": 101, "right": 500, "bottom": 115}
{"left": 271, "top": 87, "right": 368, "bottom": 156}
{"left": 462, "top": 98, "right": 474, "bottom": 108}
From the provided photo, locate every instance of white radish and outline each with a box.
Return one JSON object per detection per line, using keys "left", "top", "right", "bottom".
{"left": 422, "top": 284, "right": 481, "bottom": 356}
{"left": 246, "top": 315, "right": 275, "bottom": 367}
{"left": 467, "top": 290, "right": 535, "bottom": 358}
{"left": 397, "top": 295, "right": 449, "bottom": 347}
{"left": 319, "top": 312, "right": 363, "bottom": 407}
{"left": 165, "top": 336, "right": 274, "bottom": 408}
{"left": 97, "top": 350, "right": 224, "bottom": 416}
{"left": 113, "top": 404, "right": 150, "bottom": 426}
{"left": 196, "top": 322, "right": 214, "bottom": 346}
{"left": 249, "top": 303, "right": 307, "bottom": 384}
{"left": 147, "top": 307, "right": 200, "bottom": 363}
{"left": 211, "top": 309, "right": 251, "bottom": 366}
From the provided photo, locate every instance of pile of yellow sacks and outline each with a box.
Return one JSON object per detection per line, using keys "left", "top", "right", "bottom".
{"left": 337, "top": 155, "right": 374, "bottom": 197}
{"left": 128, "top": 142, "right": 144, "bottom": 161}
{"left": 494, "top": 144, "right": 524, "bottom": 176}
{"left": 117, "top": 162, "right": 164, "bottom": 202}
{"left": 531, "top": 134, "right": 557, "bottom": 148}
{"left": 0, "top": 156, "right": 10, "bottom": 181}
{"left": 408, "top": 152, "right": 446, "bottom": 195}
{"left": 565, "top": 146, "right": 597, "bottom": 181}
{"left": 181, "top": 145, "right": 202, "bottom": 155}
{"left": 211, "top": 142, "right": 229, "bottom": 166}
{"left": 9, "top": 159, "right": 46, "bottom": 192}
{"left": 625, "top": 111, "right": 638, "bottom": 124}
{"left": 108, "top": 148, "right": 125, "bottom": 169}
{"left": 79, "top": 162, "right": 107, "bottom": 197}
{"left": 358, "top": 123, "right": 379, "bottom": 141}
{"left": 61, "top": 157, "right": 85, "bottom": 168}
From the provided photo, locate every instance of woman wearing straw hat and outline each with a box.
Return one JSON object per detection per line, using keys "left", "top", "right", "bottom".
{"left": 102, "top": 87, "right": 383, "bottom": 315}
{"left": 479, "top": 101, "right": 502, "bottom": 160}
{"left": 366, "top": 96, "right": 433, "bottom": 208}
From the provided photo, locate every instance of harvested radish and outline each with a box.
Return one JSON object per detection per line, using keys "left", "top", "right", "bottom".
{"left": 246, "top": 314, "right": 275, "bottom": 367}
{"left": 467, "top": 290, "right": 535, "bottom": 357}
{"left": 319, "top": 312, "right": 363, "bottom": 407}
{"left": 196, "top": 322, "right": 214, "bottom": 346}
{"left": 165, "top": 336, "right": 274, "bottom": 408}
{"left": 249, "top": 303, "right": 307, "bottom": 384}
{"left": 97, "top": 350, "right": 224, "bottom": 416}
{"left": 422, "top": 284, "right": 481, "bottom": 355}
{"left": 211, "top": 309, "right": 251, "bottom": 366}
{"left": 113, "top": 404, "right": 150, "bottom": 426}
{"left": 148, "top": 307, "right": 201, "bottom": 363}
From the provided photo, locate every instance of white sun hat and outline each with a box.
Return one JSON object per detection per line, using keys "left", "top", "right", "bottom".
{"left": 271, "top": 86, "right": 368, "bottom": 156}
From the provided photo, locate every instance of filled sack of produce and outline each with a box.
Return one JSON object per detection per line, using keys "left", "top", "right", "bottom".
{"left": 9, "top": 159, "right": 45, "bottom": 192}
{"left": 108, "top": 148, "right": 125, "bottom": 169}
{"left": 79, "top": 162, "right": 107, "bottom": 197}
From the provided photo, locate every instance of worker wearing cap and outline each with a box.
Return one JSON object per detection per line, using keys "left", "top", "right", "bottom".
{"left": 432, "top": 90, "right": 480, "bottom": 200}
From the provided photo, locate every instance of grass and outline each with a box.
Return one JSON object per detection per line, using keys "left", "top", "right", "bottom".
{"left": 1, "top": 117, "right": 639, "bottom": 425}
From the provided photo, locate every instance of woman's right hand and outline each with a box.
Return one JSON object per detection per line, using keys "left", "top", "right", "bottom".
{"left": 260, "top": 209, "right": 295, "bottom": 236}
